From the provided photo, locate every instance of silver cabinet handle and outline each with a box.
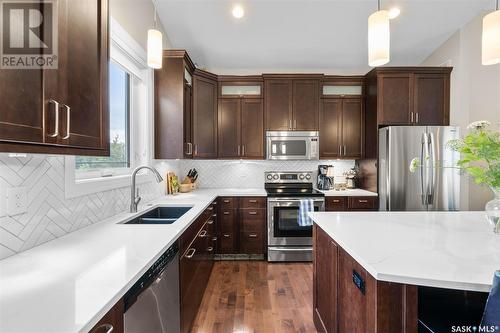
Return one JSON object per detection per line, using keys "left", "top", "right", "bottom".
{"left": 248, "top": 211, "right": 257, "bottom": 215}
{"left": 212, "top": 213, "right": 217, "bottom": 217}
{"left": 248, "top": 233, "right": 258, "bottom": 238}
{"left": 206, "top": 246, "right": 214, "bottom": 252}
{"left": 289, "top": 119, "right": 292, "bottom": 130}
{"left": 223, "top": 199, "right": 230, "bottom": 203}
{"left": 339, "top": 145, "right": 342, "bottom": 156}
{"left": 332, "top": 199, "right": 341, "bottom": 203}
{"left": 358, "top": 199, "right": 368, "bottom": 203}
{"left": 212, "top": 236, "right": 217, "bottom": 241}
{"left": 248, "top": 199, "right": 257, "bottom": 203}
{"left": 223, "top": 233, "right": 230, "bottom": 238}
{"left": 91, "top": 324, "right": 113, "bottom": 333}
{"left": 185, "top": 248, "right": 196, "bottom": 259}
{"left": 61, "top": 104, "right": 70, "bottom": 139}
{"left": 242, "top": 145, "right": 245, "bottom": 156}
{"left": 187, "top": 142, "right": 193, "bottom": 155}
{"left": 207, "top": 220, "right": 214, "bottom": 225}
{"left": 294, "top": 119, "right": 297, "bottom": 129}
{"left": 237, "top": 145, "right": 241, "bottom": 156}
{"left": 48, "top": 100, "right": 59, "bottom": 137}
{"left": 199, "top": 230, "right": 207, "bottom": 238}
{"left": 207, "top": 206, "right": 213, "bottom": 211}
{"left": 415, "top": 112, "right": 419, "bottom": 123}
{"left": 343, "top": 145, "right": 347, "bottom": 156}
{"left": 194, "top": 144, "right": 198, "bottom": 156}
{"left": 410, "top": 112, "right": 414, "bottom": 123}
{"left": 223, "top": 211, "right": 230, "bottom": 215}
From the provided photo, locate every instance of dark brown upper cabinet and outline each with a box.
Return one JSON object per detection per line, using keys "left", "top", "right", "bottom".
{"left": 264, "top": 75, "right": 321, "bottom": 131}
{"left": 320, "top": 98, "right": 363, "bottom": 159}
{"left": 154, "top": 50, "right": 195, "bottom": 159}
{"left": 193, "top": 69, "right": 218, "bottom": 159}
{"left": 0, "top": 0, "right": 109, "bottom": 156}
{"left": 364, "top": 67, "right": 451, "bottom": 158}
{"left": 218, "top": 97, "right": 264, "bottom": 159}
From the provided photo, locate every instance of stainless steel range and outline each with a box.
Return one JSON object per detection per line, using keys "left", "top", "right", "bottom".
{"left": 265, "top": 171, "right": 325, "bottom": 262}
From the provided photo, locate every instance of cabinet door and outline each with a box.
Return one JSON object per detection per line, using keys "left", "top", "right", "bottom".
{"left": 342, "top": 98, "right": 362, "bottom": 158}
{"left": 265, "top": 80, "right": 292, "bottom": 130}
{"left": 413, "top": 73, "right": 449, "bottom": 126}
{"left": 325, "top": 197, "right": 348, "bottom": 211}
{"left": 48, "top": 0, "right": 108, "bottom": 150}
{"left": 241, "top": 99, "right": 264, "bottom": 158}
{"left": 193, "top": 75, "right": 218, "bottom": 158}
{"left": 314, "top": 226, "right": 338, "bottom": 333}
{"left": 183, "top": 82, "right": 193, "bottom": 158}
{"left": 293, "top": 80, "right": 319, "bottom": 130}
{"left": 378, "top": 73, "right": 412, "bottom": 125}
{"left": 0, "top": 68, "right": 44, "bottom": 144}
{"left": 218, "top": 99, "right": 241, "bottom": 158}
{"left": 320, "top": 99, "right": 342, "bottom": 158}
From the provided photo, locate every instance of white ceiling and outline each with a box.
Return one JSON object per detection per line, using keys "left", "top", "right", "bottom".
{"left": 156, "top": 0, "right": 493, "bottom": 74}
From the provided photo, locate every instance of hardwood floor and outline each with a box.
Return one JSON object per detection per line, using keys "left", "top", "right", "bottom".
{"left": 192, "top": 261, "right": 316, "bottom": 333}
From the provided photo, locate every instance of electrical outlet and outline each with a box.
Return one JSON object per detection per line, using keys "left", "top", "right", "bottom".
{"left": 6, "top": 187, "right": 27, "bottom": 216}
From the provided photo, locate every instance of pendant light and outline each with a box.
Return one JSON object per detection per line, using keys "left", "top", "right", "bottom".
{"left": 368, "top": 0, "right": 390, "bottom": 67}
{"left": 147, "top": 1, "right": 163, "bottom": 69}
{"left": 482, "top": 0, "right": 500, "bottom": 65}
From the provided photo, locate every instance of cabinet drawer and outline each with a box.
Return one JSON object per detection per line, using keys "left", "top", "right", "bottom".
{"left": 219, "top": 210, "right": 235, "bottom": 231}
{"left": 240, "top": 209, "right": 265, "bottom": 232}
{"left": 348, "top": 197, "right": 377, "bottom": 210}
{"left": 326, "top": 197, "right": 347, "bottom": 211}
{"left": 240, "top": 197, "right": 266, "bottom": 209}
{"left": 219, "top": 197, "right": 235, "bottom": 210}
{"left": 219, "top": 232, "right": 235, "bottom": 254}
{"left": 239, "top": 231, "right": 264, "bottom": 254}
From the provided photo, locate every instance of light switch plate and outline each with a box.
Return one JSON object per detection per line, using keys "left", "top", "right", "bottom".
{"left": 6, "top": 187, "right": 27, "bottom": 216}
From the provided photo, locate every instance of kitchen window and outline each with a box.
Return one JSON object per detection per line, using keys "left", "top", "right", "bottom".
{"left": 64, "top": 18, "right": 152, "bottom": 198}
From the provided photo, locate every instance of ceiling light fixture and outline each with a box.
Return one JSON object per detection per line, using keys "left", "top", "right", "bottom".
{"left": 482, "top": 0, "right": 500, "bottom": 65}
{"left": 388, "top": 7, "right": 400, "bottom": 19}
{"left": 368, "top": 0, "right": 390, "bottom": 67}
{"left": 147, "top": 1, "right": 163, "bottom": 69}
{"left": 232, "top": 5, "right": 244, "bottom": 19}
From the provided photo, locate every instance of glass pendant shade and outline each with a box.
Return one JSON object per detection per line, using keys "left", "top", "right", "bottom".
{"left": 368, "top": 10, "right": 390, "bottom": 67}
{"left": 482, "top": 10, "right": 500, "bottom": 65}
{"left": 147, "top": 29, "right": 163, "bottom": 69}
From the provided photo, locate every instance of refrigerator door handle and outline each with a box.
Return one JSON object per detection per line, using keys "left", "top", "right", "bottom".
{"left": 421, "top": 132, "right": 429, "bottom": 206}
{"left": 428, "top": 132, "right": 436, "bottom": 205}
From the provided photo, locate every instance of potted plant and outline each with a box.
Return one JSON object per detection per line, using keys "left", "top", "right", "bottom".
{"left": 410, "top": 121, "right": 500, "bottom": 233}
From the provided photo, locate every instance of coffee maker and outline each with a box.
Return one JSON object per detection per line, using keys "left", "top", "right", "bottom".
{"left": 317, "top": 165, "right": 333, "bottom": 190}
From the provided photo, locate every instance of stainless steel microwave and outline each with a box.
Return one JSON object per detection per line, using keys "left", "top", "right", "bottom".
{"left": 266, "top": 131, "right": 319, "bottom": 160}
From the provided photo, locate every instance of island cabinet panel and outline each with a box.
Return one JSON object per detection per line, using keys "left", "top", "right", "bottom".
{"left": 192, "top": 70, "right": 218, "bottom": 158}
{"left": 313, "top": 225, "right": 418, "bottom": 333}
{"left": 89, "top": 299, "right": 124, "bottom": 333}
{"left": 216, "top": 197, "right": 266, "bottom": 255}
{"left": 0, "top": 0, "right": 109, "bottom": 156}
{"left": 313, "top": 225, "right": 339, "bottom": 333}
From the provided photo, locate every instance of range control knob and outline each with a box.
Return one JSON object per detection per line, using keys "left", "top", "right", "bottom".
{"left": 266, "top": 174, "right": 273, "bottom": 180}
{"left": 272, "top": 174, "right": 279, "bottom": 180}
{"left": 299, "top": 174, "right": 305, "bottom": 180}
{"left": 305, "top": 174, "right": 311, "bottom": 180}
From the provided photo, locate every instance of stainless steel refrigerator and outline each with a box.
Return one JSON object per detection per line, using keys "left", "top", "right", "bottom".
{"left": 378, "top": 126, "right": 461, "bottom": 211}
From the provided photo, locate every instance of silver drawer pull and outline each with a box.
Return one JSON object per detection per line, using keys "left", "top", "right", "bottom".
{"left": 332, "top": 199, "right": 340, "bottom": 203}
{"left": 91, "top": 324, "right": 113, "bottom": 333}
{"left": 206, "top": 246, "right": 214, "bottom": 252}
{"left": 48, "top": 99, "right": 59, "bottom": 137}
{"left": 207, "top": 207, "right": 213, "bottom": 211}
{"left": 199, "top": 230, "right": 207, "bottom": 237}
{"left": 358, "top": 200, "right": 368, "bottom": 203}
{"left": 248, "top": 211, "right": 257, "bottom": 215}
{"left": 207, "top": 220, "right": 214, "bottom": 225}
{"left": 212, "top": 213, "right": 217, "bottom": 217}
{"left": 223, "top": 234, "right": 230, "bottom": 238}
{"left": 248, "top": 200, "right": 257, "bottom": 203}
{"left": 248, "top": 233, "right": 258, "bottom": 238}
{"left": 212, "top": 237, "right": 217, "bottom": 241}
{"left": 61, "top": 104, "right": 70, "bottom": 139}
{"left": 223, "top": 199, "right": 230, "bottom": 203}
{"left": 223, "top": 211, "right": 230, "bottom": 215}
{"left": 185, "top": 248, "right": 196, "bottom": 259}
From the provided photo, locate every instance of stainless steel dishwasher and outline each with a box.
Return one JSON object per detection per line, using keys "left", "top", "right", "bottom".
{"left": 124, "top": 243, "right": 180, "bottom": 333}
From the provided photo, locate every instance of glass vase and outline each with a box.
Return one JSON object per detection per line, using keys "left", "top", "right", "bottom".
{"left": 485, "top": 187, "right": 500, "bottom": 234}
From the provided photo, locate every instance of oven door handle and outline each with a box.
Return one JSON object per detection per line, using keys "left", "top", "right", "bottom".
{"left": 268, "top": 198, "right": 325, "bottom": 203}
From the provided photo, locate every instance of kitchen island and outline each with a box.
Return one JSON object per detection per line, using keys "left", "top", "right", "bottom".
{"left": 310, "top": 211, "right": 500, "bottom": 333}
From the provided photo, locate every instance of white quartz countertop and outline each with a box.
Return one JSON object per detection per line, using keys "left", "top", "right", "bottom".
{"left": 318, "top": 188, "right": 378, "bottom": 197}
{"left": 0, "top": 188, "right": 265, "bottom": 333}
{"left": 309, "top": 211, "right": 500, "bottom": 292}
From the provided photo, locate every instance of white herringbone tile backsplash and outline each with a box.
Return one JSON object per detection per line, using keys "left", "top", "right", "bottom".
{"left": 0, "top": 154, "right": 164, "bottom": 260}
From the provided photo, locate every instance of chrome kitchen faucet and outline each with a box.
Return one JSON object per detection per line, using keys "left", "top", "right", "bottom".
{"left": 130, "top": 166, "right": 163, "bottom": 213}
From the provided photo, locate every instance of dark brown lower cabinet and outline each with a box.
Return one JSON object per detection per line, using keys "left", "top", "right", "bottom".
{"left": 313, "top": 225, "right": 418, "bottom": 333}
{"left": 89, "top": 299, "right": 124, "bottom": 333}
{"left": 217, "top": 197, "right": 266, "bottom": 255}
{"left": 180, "top": 201, "right": 217, "bottom": 333}
{"left": 325, "top": 196, "right": 378, "bottom": 211}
